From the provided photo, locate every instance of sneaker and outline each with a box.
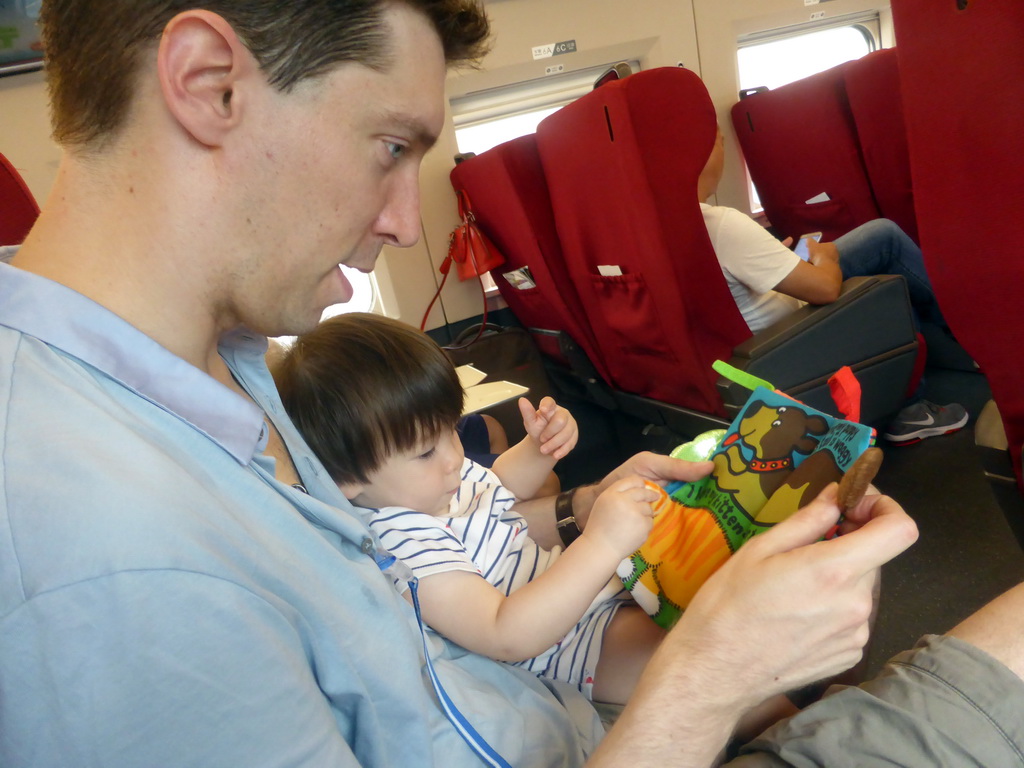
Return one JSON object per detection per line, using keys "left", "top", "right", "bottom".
{"left": 882, "top": 400, "right": 969, "bottom": 445}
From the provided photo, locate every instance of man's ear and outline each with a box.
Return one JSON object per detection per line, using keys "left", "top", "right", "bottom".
{"left": 157, "top": 10, "right": 256, "bottom": 147}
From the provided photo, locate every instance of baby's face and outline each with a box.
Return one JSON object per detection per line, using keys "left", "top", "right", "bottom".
{"left": 344, "top": 427, "right": 464, "bottom": 515}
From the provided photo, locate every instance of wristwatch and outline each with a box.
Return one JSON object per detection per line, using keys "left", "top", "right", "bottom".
{"left": 554, "top": 487, "right": 582, "bottom": 548}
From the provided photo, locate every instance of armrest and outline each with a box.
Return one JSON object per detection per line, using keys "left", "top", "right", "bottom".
{"left": 975, "top": 399, "right": 1024, "bottom": 550}
{"left": 717, "top": 275, "right": 919, "bottom": 424}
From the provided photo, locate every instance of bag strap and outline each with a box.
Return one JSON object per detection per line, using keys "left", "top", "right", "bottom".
{"left": 445, "top": 274, "right": 489, "bottom": 348}
{"left": 419, "top": 245, "right": 490, "bottom": 339}
{"left": 372, "top": 549, "right": 512, "bottom": 768}
{"left": 456, "top": 189, "right": 473, "bottom": 222}
{"left": 449, "top": 322, "right": 505, "bottom": 348}
{"left": 420, "top": 191, "right": 490, "bottom": 337}
{"left": 420, "top": 265, "right": 452, "bottom": 331}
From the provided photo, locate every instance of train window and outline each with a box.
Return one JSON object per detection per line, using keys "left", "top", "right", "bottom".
{"left": 451, "top": 61, "right": 641, "bottom": 156}
{"left": 737, "top": 17, "right": 878, "bottom": 93}
{"left": 455, "top": 107, "right": 561, "bottom": 156}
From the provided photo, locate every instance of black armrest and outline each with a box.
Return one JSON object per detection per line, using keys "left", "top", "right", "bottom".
{"left": 974, "top": 399, "right": 1024, "bottom": 550}
{"left": 717, "top": 275, "right": 919, "bottom": 425}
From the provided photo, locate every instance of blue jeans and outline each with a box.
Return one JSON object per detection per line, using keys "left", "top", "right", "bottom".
{"left": 834, "top": 218, "right": 944, "bottom": 329}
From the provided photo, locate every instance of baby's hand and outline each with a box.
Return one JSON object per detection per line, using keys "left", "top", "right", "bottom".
{"left": 582, "top": 476, "right": 659, "bottom": 558}
{"left": 519, "top": 396, "right": 578, "bottom": 460}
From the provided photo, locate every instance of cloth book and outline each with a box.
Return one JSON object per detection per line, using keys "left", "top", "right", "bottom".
{"left": 617, "top": 380, "right": 876, "bottom": 629}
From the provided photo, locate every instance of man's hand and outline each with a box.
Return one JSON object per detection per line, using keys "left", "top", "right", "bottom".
{"left": 574, "top": 452, "right": 713, "bottom": 531}
{"left": 668, "top": 485, "right": 918, "bottom": 706}
{"left": 599, "top": 451, "right": 713, "bottom": 491}
{"left": 774, "top": 238, "right": 844, "bottom": 304}
{"left": 805, "top": 238, "right": 840, "bottom": 268}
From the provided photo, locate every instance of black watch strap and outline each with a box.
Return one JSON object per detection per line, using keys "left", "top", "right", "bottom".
{"left": 555, "top": 488, "right": 582, "bottom": 548}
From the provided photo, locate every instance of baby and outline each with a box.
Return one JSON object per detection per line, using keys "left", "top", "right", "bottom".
{"left": 272, "top": 313, "right": 664, "bottom": 704}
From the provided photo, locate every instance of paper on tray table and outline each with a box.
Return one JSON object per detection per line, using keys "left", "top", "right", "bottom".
{"left": 456, "top": 365, "right": 488, "bottom": 389}
{"left": 462, "top": 381, "right": 529, "bottom": 414}
{"left": 456, "top": 365, "right": 529, "bottom": 413}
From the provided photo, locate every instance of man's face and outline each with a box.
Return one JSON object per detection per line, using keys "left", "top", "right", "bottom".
{"left": 224, "top": 3, "right": 447, "bottom": 337}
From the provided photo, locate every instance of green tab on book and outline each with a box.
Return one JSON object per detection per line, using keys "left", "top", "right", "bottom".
{"left": 712, "top": 359, "right": 774, "bottom": 393}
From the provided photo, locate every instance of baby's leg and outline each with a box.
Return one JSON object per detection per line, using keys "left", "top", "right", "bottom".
{"left": 592, "top": 605, "right": 798, "bottom": 738}
{"left": 592, "top": 604, "right": 665, "bottom": 705}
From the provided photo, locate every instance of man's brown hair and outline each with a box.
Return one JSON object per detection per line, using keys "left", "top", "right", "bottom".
{"left": 39, "top": 0, "right": 490, "bottom": 148}
{"left": 272, "top": 313, "right": 465, "bottom": 486}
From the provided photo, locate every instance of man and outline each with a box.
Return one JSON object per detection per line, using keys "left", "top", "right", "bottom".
{"left": 698, "top": 127, "right": 968, "bottom": 445}
{"left": 0, "top": 2, "right": 1021, "bottom": 767}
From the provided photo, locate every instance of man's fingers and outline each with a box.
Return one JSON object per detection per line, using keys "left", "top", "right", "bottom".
{"left": 838, "top": 485, "right": 882, "bottom": 526}
{"left": 750, "top": 488, "right": 917, "bottom": 579}
{"left": 745, "top": 484, "right": 843, "bottom": 556}
{"left": 824, "top": 493, "right": 919, "bottom": 568}
{"left": 633, "top": 453, "right": 715, "bottom": 485}
{"left": 611, "top": 475, "right": 646, "bottom": 492}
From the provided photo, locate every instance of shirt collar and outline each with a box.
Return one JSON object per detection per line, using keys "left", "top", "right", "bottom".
{"left": 0, "top": 248, "right": 265, "bottom": 464}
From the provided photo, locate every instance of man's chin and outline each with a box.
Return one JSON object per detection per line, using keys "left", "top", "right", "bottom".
{"left": 256, "top": 309, "right": 324, "bottom": 340}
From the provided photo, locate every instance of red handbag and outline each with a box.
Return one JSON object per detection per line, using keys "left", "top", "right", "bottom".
{"left": 421, "top": 190, "right": 505, "bottom": 335}
{"left": 444, "top": 190, "right": 505, "bottom": 281}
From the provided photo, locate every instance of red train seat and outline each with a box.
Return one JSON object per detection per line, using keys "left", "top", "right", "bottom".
{"left": 0, "top": 152, "right": 39, "bottom": 245}
{"left": 893, "top": 0, "right": 1024, "bottom": 495}
{"left": 730, "top": 49, "right": 917, "bottom": 244}
{"left": 449, "top": 135, "right": 612, "bottom": 392}
{"left": 537, "top": 66, "right": 751, "bottom": 417}
{"left": 535, "top": 66, "right": 919, "bottom": 425}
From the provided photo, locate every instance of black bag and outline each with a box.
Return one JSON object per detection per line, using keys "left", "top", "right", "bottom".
{"left": 444, "top": 323, "right": 554, "bottom": 444}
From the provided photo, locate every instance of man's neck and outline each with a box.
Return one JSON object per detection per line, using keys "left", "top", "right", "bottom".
{"left": 13, "top": 158, "right": 231, "bottom": 375}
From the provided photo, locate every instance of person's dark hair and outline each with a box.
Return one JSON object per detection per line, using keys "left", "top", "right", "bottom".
{"left": 272, "top": 313, "right": 464, "bottom": 486}
{"left": 40, "top": 0, "right": 491, "bottom": 148}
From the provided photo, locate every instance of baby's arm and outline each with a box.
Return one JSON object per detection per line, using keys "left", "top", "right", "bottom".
{"left": 491, "top": 397, "right": 578, "bottom": 500}
{"left": 409, "top": 476, "right": 657, "bottom": 662}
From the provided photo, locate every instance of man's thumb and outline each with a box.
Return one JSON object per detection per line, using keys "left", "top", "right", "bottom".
{"left": 749, "top": 484, "right": 841, "bottom": 554}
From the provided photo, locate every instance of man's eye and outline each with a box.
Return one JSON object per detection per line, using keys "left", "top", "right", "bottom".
{"left": 385, "top": 141, "right": 405, "bottom": 160}
{"left": 418, "top": 447, "right": 436, "bottom": 460}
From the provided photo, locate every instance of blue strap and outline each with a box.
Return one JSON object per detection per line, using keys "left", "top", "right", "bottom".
{"left": 374, "top": 550, "right": 512, "bottom": 768}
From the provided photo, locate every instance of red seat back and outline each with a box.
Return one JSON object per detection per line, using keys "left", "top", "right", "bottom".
{"left": 893, "top": 0, "right": 1024, "bottom": 486}
{"left": 731, "top": 63, "right": 880, "bottom": 242}
{"left": 536, "top": 67, "right": 751, "bottom": 416}
{"left": 449, "top": 135, "right": 610, "bottom": 381}
{"left": 0, "top": 152, "right": 39, "bottom": 245}
{"left": 843, "top": 49, "right": 918, "bottom": 243}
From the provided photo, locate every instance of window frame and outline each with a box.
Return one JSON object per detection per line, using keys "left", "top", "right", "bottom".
{"left": 450, "top": 61, "right": 641, "bottom": 156}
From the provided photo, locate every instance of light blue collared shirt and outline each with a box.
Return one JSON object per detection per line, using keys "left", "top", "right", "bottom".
{"left": 0, "top": 249, "right": 602, "bottom": 767}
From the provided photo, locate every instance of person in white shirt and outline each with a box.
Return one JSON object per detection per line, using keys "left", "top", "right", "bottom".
{"left": 699, "top": 127, "right": 967, "bottom": 444}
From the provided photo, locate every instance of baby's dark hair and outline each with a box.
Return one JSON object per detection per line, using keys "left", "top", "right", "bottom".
{"left": 272, "top": 313, "right": 464, "bottom": 485}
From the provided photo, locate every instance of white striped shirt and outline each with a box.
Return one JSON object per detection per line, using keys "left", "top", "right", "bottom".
{"left": 367, "top": 458, "right": 626, "bottom": 696}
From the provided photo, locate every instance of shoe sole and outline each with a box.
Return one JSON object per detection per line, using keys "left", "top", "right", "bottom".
{"left": 883, "top": 415, "right": 969, "bottom": 445}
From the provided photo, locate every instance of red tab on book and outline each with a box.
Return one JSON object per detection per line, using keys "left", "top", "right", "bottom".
{"left": 829, "top": 366, "right": 862, "bottom": 423}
